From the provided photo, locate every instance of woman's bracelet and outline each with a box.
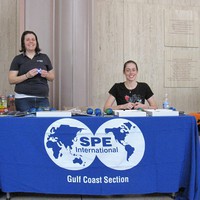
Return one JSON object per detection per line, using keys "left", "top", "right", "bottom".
{"left": 45, "top": 72, "right": 49, "bottom": 79}
{"left": 25, "top": 73, "right": 28, "bottom": 79}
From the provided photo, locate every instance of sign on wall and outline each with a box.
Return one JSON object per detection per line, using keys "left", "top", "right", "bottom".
{"left": 164, "top": 9, "right": 199, "bottom": 47}
{"left": 165, "top": 47, "right": 199, "bottom": 87}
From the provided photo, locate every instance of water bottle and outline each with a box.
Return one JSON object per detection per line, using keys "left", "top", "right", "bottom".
{"left": 0, "top": 95, "right": 8, "bottom": 113}
{"left": 163, "top": 93, "right": 169, "bottom": 109}
{"left": 7, "top": 94, "right": 15, "bottom": 111}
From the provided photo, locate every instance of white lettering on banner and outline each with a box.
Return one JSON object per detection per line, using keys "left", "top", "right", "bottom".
{"left": 67, "top": 175, "right": 81, "bottom": 183}
{"left": 44, "top": 118, "right": 145, "bottom": 171}
{"left": 75, "top": 147, "right": 118, "bottom": 153}
{"left": 104, "top": 176, "right": 129, "bottom": 183}
{"left": 66, "top": 176, "right": 130, "bottom": 184}
{"left": 83, "top": 176, "right": 103, "bottom": 183}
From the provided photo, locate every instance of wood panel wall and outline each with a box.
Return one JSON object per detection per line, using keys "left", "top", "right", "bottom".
{"left": 0, "top": 0, "right": 19, "bottom": 96}
{"left": 91, "top": 0, "right": 200, "bottom": 113}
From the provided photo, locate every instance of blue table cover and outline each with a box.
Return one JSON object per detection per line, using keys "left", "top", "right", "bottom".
{"left": 0, "top": 115, "right": 199, "bottom": 200}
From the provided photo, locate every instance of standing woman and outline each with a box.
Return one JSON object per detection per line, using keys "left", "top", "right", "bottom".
{"left": 8, "top": 30, "right": 55, "bottom": 112}
{"left": 104, "top": 60, "right": 157, "bottom": 111}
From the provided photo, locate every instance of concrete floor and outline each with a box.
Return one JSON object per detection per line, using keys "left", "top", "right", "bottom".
{"left": 0, "top": 192, "right": 174, "bottom": 200}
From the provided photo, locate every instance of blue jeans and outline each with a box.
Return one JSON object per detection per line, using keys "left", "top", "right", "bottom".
{"left": 15, "top": 97, "right": 50, "bottom": 112}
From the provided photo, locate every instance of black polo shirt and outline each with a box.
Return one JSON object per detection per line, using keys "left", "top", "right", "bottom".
{"left": 9, "top": 53, "right": 53, "bottom": 97}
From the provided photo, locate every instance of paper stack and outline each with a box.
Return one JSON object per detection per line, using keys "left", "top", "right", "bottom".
{"left": 114, "top": 110, "right": 147, "bottom": 117}
{"left": 144, "top": 109, "right": 179, "bottom": 116}
{"left": 36, "top": 111, "right": 72, "bottom": 117}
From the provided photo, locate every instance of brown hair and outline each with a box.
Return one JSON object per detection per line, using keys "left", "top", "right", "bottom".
{"left": 123, "top": 60, "right": 138, "bottom": 73}
{"left": 19, "top": 30, "right": 41, "bottom": 53}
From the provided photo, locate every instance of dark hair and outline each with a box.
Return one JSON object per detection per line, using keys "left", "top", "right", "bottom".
{"left": 123, "top": 60, "right": 138, "bottom": 73}
{"left": 19, "top": 30, "right": 41, "bottom": 53}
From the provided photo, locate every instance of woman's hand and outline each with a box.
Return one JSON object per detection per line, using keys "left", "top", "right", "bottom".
{"left": 41, "top": 69, "right": 55, "bottom": 81}
{"left": 26, "top": 68, "right": 39, "bottom": 78}
{"left": 26, "top": 69, "right": 54, "bottom": 82}
{"left": 121, "top": 102, "right": 135, "bottom": 110}
{"left": 134, "top": 102, "right": 147, "bottom": 110}
{"left": 40, "top": 69, "right": 48, "bottom": 78}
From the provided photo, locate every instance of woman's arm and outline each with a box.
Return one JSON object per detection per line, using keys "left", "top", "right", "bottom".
{"left": 103, "top": 94, "right": 135, "bottom": 111}
{"left": 134, "top": 96, "right": 158, "bottom": 110}
{"left": 146, "top": 96, "right": 157, "bottom": 109}
{"left": 41, "top": 69, "right": 55, "bottom": 81}
{"left": 8, "top": 71, "right": 28, "bottom": 84}
{"left": 8, "top": 68, "right": 45, "bottom": 84}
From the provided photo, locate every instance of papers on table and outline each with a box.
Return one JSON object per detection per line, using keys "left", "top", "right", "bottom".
{"left": 114, "top": 110, "right": 147, "bottom": 117}
{"left": 113, "top": 109, "right": 179, "bottom": 117}
{"left": 144, "top": 109, "right": 179, "bottom": 116}
{"left": 36, "top": 111, "right": 72, "bottom": 117}
{"left": 35, "top": 109, "right": 179, "bottom": 117}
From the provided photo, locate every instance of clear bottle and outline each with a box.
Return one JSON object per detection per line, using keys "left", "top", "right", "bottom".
{"left": 7, "top": 94, "right": 15, "bottom": 111}
{"left": 163, "top": 93, "right": 169, "bottom": 109}
{"left": 0, "top": 95, "right": 8, "bottom": 113}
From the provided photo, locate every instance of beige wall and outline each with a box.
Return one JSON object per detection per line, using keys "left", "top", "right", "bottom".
{"left": 1, "top": 0, "right": 200, "bottom": 113}
{"left": 92, "top": 0, "right": 200, "bottom": 113}
{"left": 0, "top": 0, "right": 19, "bottom": 96}
{"left": 24, "top": 0, "right": 92, "bottom": 109}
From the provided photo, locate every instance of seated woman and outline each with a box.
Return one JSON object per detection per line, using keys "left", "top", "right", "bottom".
{"left": 104, "top": 60, "right": 157, "bottom": 111}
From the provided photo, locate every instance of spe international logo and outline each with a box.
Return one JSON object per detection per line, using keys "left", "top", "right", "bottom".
{"left": 44, "top": 118, "right": 145, "bottom": 171}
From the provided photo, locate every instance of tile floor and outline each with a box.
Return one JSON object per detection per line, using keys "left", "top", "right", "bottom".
{"left": 0, "top": 192, "right": 174, "bottom": 200}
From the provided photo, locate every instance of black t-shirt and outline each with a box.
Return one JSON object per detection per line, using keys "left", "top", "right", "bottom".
{"left": 109, "top": 82, "right": 154, "bottom": 105}
{"left": 9, "top": 53, "right": 53, "bottom": 97}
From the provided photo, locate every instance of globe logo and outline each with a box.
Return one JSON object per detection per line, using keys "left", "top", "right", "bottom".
{"left": 95, "top": 118, "right": 145, "bottom": 170}
{"left": 44, "top": 118, "right": 95, "bottom": 170}
{"left": 44, "top": 118, "right": 145, "bottom": 171}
